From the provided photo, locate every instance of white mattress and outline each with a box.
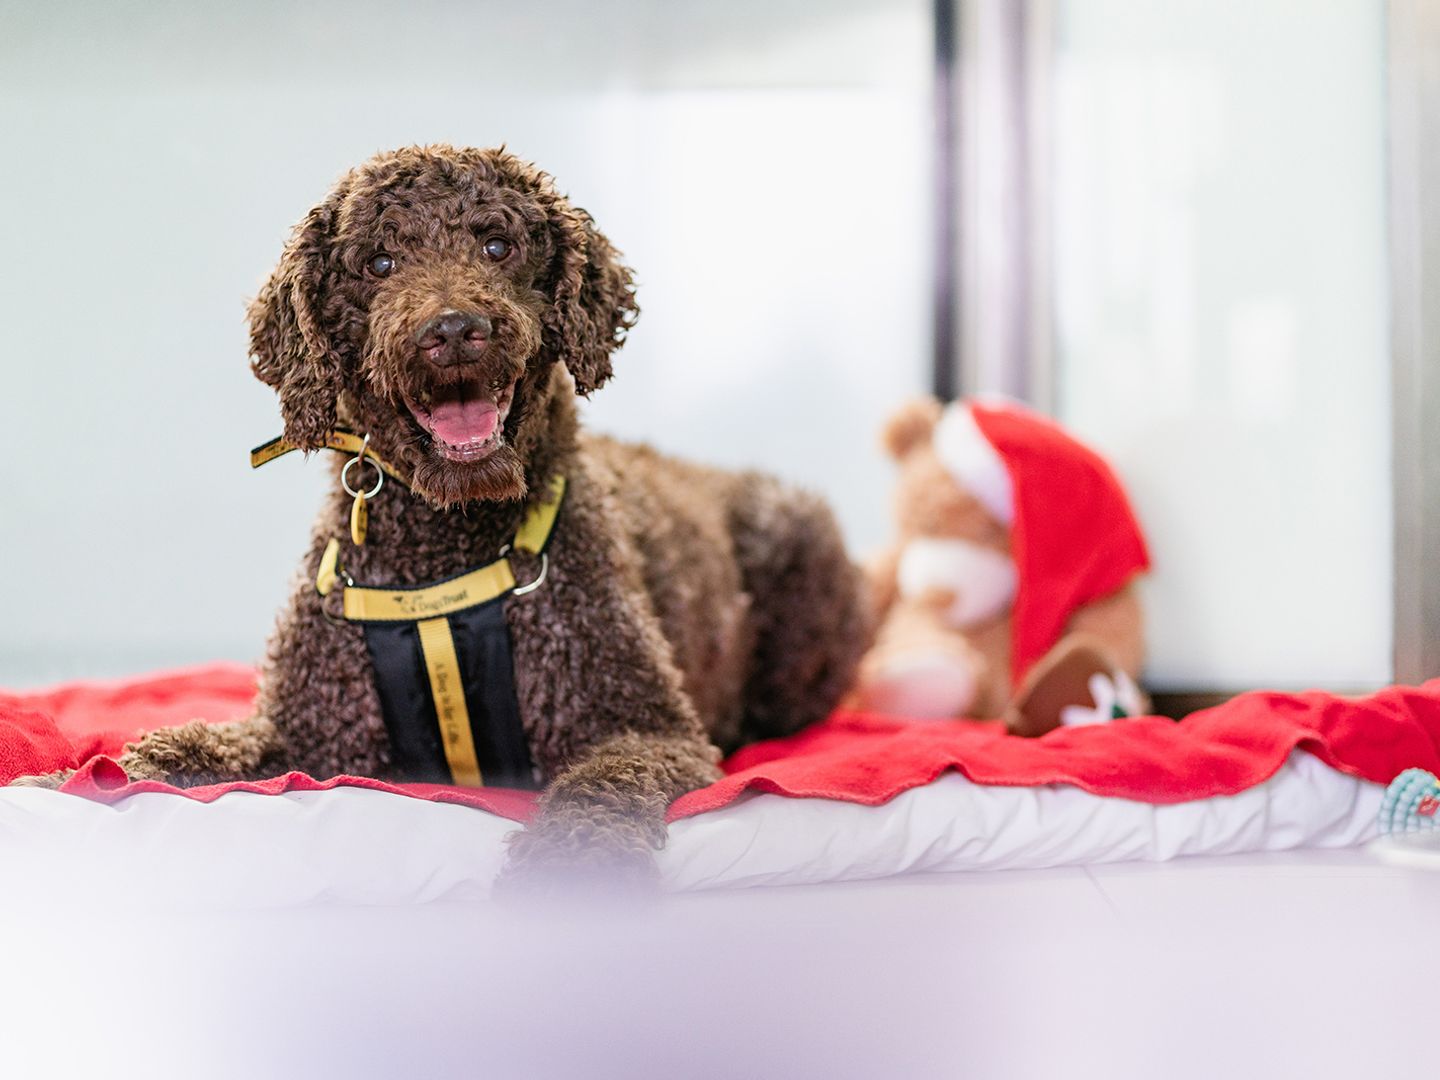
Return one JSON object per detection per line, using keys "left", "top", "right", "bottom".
{"left": 0, "top": 751, "right": 1381, "bottom": 908}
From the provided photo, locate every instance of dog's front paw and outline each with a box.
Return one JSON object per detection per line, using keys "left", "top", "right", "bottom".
{"left": 494, "top": 815, "right": 662, "bottom": 902}
{"left": 114, "top": 716, "right": 282, "bottom": 788}
{"left": 116, "top": 721, "right": 215, "bottom": 785}
{"left": 8, "top": 768, "right": 76, "bottom": 789}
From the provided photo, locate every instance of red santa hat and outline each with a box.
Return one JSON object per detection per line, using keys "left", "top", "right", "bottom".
{"left": 932, "top": 398, "right": 1152, "bottom": 686}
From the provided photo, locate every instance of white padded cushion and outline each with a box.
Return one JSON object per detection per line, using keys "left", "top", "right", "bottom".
{"left": 0, "top": 752, "right": 1380, "bottom": 908}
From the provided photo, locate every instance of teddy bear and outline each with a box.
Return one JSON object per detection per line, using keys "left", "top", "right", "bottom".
{"left": 852, "top": 396, "right": 1151, "bottom": 736}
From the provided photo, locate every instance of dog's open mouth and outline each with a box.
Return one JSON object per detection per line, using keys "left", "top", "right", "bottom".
{"left": 403, "top": 378, "right": 516, "bottom": 463}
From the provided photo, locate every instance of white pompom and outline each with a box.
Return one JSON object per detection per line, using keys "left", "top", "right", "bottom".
{"left": 897, "top": 538, "right": 1017, "bottom": 628}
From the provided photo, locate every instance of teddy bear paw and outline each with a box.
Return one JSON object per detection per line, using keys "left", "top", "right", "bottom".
{"left": 1059, "top": 669, "right": 1145, "bottom": 727}
{"left": 855, "top": 651, "right": 979, "bottom": 719}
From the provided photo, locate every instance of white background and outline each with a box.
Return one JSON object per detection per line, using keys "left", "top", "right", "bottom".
{"left": 1050, "top": 0, "right": 1393, "bottom": 689}
{"left": 0, "top": 0, "right": 930, "bottom": 685}
{"left": 0, "top": 0, "right": 1398, "bottom": 693}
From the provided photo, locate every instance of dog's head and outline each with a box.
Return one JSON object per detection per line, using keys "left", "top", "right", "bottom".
{"left": 248, "top": 145, "right": 637, "bottom": 506}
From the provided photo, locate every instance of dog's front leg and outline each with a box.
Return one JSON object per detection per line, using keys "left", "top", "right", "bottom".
{"left": 492, "top": 468, "right": 738, "bottom": 896}
{"left": 498, "top": 731, "right": 720, "bottom": 895}
{"left": 498, "top": 516, "right": 727, "bottom": 893}
{"left": 11, "top": 715, "right": 289, "bottom": 789}
{"left": 115, "top": 715, "right": 289, "bottom": 787}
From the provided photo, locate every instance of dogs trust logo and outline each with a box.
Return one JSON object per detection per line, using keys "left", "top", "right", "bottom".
{"left": 388, "top": 587, "right": 472, "bottom": 618}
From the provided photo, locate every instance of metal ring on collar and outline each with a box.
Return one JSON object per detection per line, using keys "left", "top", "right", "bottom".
{"left": 499, "top": 545, "right": 549, "bottom": 596}
{"left": 341, "top": 438, "right": 384, "bottom": 500}
{"left": 320, "top": 567, "right": 356, "bottom": 627}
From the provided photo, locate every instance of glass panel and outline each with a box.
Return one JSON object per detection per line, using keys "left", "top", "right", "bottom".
{"left": 1049, "top": 0, "right": 1392, "bottom": 690}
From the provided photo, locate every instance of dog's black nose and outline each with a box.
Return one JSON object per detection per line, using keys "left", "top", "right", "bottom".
{"left": 415, "top": 310, "right": 492, "bottom": 363}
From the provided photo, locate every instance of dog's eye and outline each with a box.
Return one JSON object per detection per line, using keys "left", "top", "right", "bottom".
{"left": 482, "top": 237, "right": 511, "bottom": 261}
{"left": 367, "top": 253, "right": 395, "bottom": 278}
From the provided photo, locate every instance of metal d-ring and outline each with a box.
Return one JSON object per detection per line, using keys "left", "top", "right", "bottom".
{"left": 499, "top": 544, "right": 549, "bottom": 596}
{"left": 341, "top": 435, "right": 384, "bottom": 500}
{"left": 320, "top": 566, "right": 356, "bottom": 626}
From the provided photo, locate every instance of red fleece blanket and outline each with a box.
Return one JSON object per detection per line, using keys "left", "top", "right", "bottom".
{"left": 3, "top": 665, "right": 1439, "bottom": 825}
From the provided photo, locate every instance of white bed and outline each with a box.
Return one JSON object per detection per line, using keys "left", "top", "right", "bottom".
{"left": 0, "top": 750, "right": 1380, "bottom": 907}
{"left": 3, "top": 745, "right": 1430, "bottom": 1080}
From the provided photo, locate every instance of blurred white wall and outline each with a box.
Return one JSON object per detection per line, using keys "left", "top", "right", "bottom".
{"left": 0, "top": 0, "right": 930, "bottom": 685}
{"left": 1049, "top": 0, "right": 1392, "bottom": 690}
{"left": 0, "top": 0, "right": 1401, "bottom": 694}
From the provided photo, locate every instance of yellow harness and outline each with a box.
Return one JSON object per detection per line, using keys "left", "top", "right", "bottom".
{"left": 251, "top": 431, "right": 564, "bottom": 788}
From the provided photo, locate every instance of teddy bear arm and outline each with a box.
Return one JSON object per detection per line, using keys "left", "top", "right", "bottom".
{"left": 852, "top": 599, "right": 997, "bottom": 719}
{"left": 862, "top": 544, "right": 904, "bottom": 619}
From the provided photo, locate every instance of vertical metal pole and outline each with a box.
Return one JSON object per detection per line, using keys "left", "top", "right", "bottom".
{"left": 1023, "top": 0, "right": 1055, "bottom": 415}
{"left": 1389, "top": 0, "right": 1440, "bottom": 683}
{"left": 933, "top": 0, "right": 960, "bottom": 402}
{"left": 1000, "top": 0, "right": 1032, "bottom": 405}
{"left": 946, "top": 0, "right": 1048, "bottom": 407}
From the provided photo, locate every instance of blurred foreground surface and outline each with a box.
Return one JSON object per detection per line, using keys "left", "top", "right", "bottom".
{"left": 2, "top": 848, "right": 1434, "bottom": 1079}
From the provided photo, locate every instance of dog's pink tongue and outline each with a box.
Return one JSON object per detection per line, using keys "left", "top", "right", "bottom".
{"left": 428, "top": 396, "right": 498, "bottom": 446}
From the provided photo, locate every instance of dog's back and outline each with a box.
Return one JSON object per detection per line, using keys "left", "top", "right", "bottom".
{"left": 583, "top": 433, "right": 872, "bottom": 754}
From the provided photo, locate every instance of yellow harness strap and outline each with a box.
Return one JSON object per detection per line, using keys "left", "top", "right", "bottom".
{"left": 336, "top": 474, "right": 563, "bottom": 788}
{"left": 250, "top": 430, "right": 406, "bottom": 481}
{"left": 415, "top": 616, "right": 485, "bottom": 787}
{"left": 512, "top": 477, "right": 565, "bottom": 556}
{"left": 337, "top": 473, "right": 566, "bottom": 613}
{"left": 252, "top": 431, "right": 564, "bottom": 789}
{"left": 343, "top": 560, "right": 518, "bottom": 620}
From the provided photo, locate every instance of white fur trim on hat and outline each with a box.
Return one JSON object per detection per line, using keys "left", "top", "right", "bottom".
{"left": 932, "top": 402, "right": 1014, "bottom": 526}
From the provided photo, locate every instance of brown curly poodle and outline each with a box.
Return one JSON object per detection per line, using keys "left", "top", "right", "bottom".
{"left": 113, "top": 145, "right": 872, "bottom": 890}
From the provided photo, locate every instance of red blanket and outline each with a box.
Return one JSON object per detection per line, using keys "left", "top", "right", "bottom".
{"left": 3, "top": 665, "right": 1438, "bottom": 825}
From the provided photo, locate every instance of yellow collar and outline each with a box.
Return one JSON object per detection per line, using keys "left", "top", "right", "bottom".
{"left": 251, "top": 430, "right": 565, "bottom": 613}
{"left": 250, "top": 430, "right": 406, "bottom": 481}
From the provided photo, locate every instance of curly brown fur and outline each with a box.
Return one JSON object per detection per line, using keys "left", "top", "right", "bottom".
{"left": 249, "top": 146, "right": 636, "bottom": 510}
{"left": 8, "top": 768, "right": 75, "bottom": 789}
{"left": 136, "top": 145, "right": 871, "bottom": 890}
{"left": 118, "top": 716, "right": 285, "bottom": 786}
{"left": 497, "top": 733, "right": 722, "bottom": 898}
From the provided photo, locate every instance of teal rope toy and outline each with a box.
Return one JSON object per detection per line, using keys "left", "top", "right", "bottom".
{"left": 1378, "top": 768, "right": 1440, "bottom": 835}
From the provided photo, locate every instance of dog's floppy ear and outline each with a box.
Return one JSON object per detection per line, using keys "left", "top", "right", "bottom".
{"left": 248, "top": 201, "right": 344, "bottom": 449}
{"left": 541, "top": 196, "right": 639, "bottom": 395}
